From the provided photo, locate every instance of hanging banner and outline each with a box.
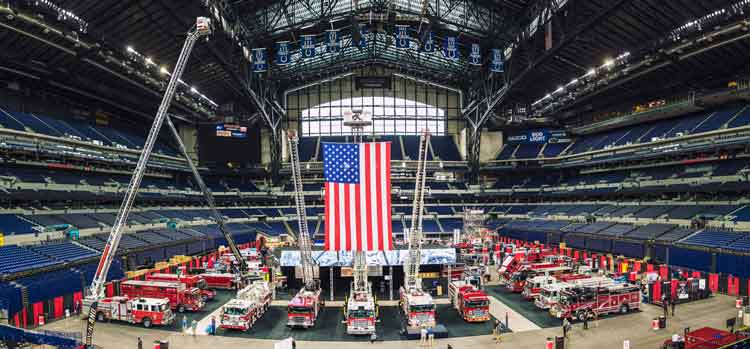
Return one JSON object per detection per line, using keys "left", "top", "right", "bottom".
{"left": 421, "top": 31, "right": 435, "bottom": 53}
{"left": 300, "top": 35, "right": 316, "bottom": 58}
{"left": 326, "top": 29, "right": 341, "bottom": 53}
{"left": 252, "top": 48, "right": 268, "bottom": 72}
{"left": 395, "top": 25, "right": 410, "bottom": 49}
{"left": 275, "top": 41, "right": 291, "bottom": 65}
{"left": 357, "top": 24, "right": 369, "bottom": 48}
{"left": 443, "top": 36, "right": 460, "bottom": 61}
{"left": 469, "top": 43, "right": 482, "bottom": 66}
{"left": 490, "top": 49, "right": 504, "bottom": 72}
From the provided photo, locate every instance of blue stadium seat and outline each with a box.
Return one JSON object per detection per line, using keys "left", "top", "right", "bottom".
{"left": 0, "top": 214, "right": 35, "bottom": 235}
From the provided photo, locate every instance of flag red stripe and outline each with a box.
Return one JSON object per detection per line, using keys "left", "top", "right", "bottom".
{"left": 333, "top": 182, "right": 340, "bottom": 251}
{"left": 324, "top": 182, "right": 330, "bottom": 251}
{"left": 364, "top": 143, "right": 373, "bottom": 251}
{"left": 354, "top": 180, "right": 362, "bottom": 251}
{"left": 375, "top": 143, "right": 384, "bottom": 251}
{"left": 344, "top": 183, "right": 351, "bottom": 251}
{"left": 385, "top": 142, "right": 393, "bottom": 250}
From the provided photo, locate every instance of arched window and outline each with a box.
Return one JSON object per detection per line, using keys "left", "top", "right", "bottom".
{"left": 301, "top": 96, "right": 446, "bottom": 136}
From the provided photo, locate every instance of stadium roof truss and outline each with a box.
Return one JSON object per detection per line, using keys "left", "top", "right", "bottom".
{"left": 207, "top": 0, "right": 549, "bottom": 87}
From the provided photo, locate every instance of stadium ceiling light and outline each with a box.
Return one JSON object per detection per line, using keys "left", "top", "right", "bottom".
{"left": 585, "top": 68, "right": 596, "bottom": 77}
{"left": 602, "top": 59, "right": 614, "bottom": 68}
{"left": 554, "top": 86, "right": 565, "bottom": 93}
{"left": 190, "top": 87, "right": 198, "bottom": 93}
{"left": 159, "top": 66, "right": 168, "bottom": 74}
{"left": 126, "top": 46, "right": 135, "bottom": 53}
{"left": 145, "top": 57, "right": 154, "bottom": 65}
{"left": 568, "top": 78, "right": 579, "bottom": 86}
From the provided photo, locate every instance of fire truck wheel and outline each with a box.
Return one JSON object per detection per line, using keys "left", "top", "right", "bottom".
{"left": 619, "top": 304, "right": 629, "bottom": 314}
{"left": 202, "top": 295, "right": 209, "bottom": 303}
{"left": 178, "top": 304, "right": 186, "bottom": 313}
{"left": 142, "top": 318, "right": 152, "bottom": 328}
{"left": 576, "top": 311, "right": 586, "bottom": 322}
{"left": 96, "top": 312, "right": 105, "bottom": 322}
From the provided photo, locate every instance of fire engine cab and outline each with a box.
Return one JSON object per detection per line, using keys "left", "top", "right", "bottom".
{"left": 551, "top": 283, "right": 640, "bottom": 320}
{"left": 200, "top": 272, "right": 241, "bottom": 289}
{"left": 220, "top": 281, "right": 272, "bottom": 331}
{"left": 95, "top": 296, "right": 174, "bottom": 328}
{"left": 146, "top": 273, "right": 216, "bottom": 302}
{"left": 345, "top": 290, "right": 378, "bottom": 335}
{"left": 287, "top": 288, "right": 322, "bottom": 328}
{"left": 448, "top": 280, "right": 490, "bottom": 322}
{"left": 399, "top": 288, "right": 436, "bottom": 328}
{"left": 521, "top": 275, "right": 558, "bottom": 300}
{"left": 120, "top": 279, "right": 204, "bottom": 313}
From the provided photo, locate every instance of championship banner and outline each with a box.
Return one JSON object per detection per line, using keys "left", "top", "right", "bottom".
{"left": 421, "top": 31, "right": 435, "bottom": 53}
{"left": 275, "top": 41, "right": 291, "bottom": 65}
{"left": 469, "top": 43, "right": 481, "bottom": 66}
{"left": 357, "top": 24, "right": 368, "bottom": 48}
{"left": 300, "top": 35, "right": 316, "bottom": 58}
{"left": 490, "top": 48, "right": 504, "bottom": 72}
{"left": 252, "top": 48, "right": 267, "bottom": 72}
{"left": 443, "top": 36, "right": 459, "bottom": 61}
{"left": 326, "top": 29, "right": 341, "bottom": 53}
{"left": 395, "top": 25, "right": 410, "bottom": 49}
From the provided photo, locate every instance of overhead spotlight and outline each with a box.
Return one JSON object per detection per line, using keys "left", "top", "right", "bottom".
{"left": 554, "top": 86, "right": 565, "bottom": 93}
{"left": 586, "top": 68, "right": 596, "bottom": 77}
{"left": 190, "top": 87, "right": 198, "bottom": 93}
{"left": 602, "top": 59, "right": 614, "bottom": 67}
{"left": 160, "top": 66, "right": 168, "bottom": 74}
{"left": 145, "top": 57, "right": 154, "bottom": 65}
{"left": 569, "top": 78, "right": 579, "bottom": 85}
{"left": 126, "top": 46, "right": 135, "bottom": 53}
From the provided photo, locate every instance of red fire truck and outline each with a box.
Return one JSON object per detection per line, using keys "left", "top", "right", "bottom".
{"left": 95, "top": 296, "right": 174, "bottom": 328}
{"left": 120, "top": 280, "right": 205, "bottom": 313}
{"left": 146, "top": 273, "right": 216, "bottom": 302}
{"left": 200, "top": 272, "right": 240, "bottom": 289}
{"left": 521, "top": 275, "right": 558, "bottom": 300}
{"left": 550, "top": 284, "right": 640, "bottom": 321}
{"left": 287, "top": 288, "right": 323, "bottom": 328}
{"left": 448, "top": 280, "right": 490, "bottom": 322}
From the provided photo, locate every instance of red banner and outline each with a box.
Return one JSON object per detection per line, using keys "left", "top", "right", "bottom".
{"left": 53, "top": 296, "right": 64, "bottom": 319}
{"left": 709, "top": 273, "right": 719, "bottom": 293}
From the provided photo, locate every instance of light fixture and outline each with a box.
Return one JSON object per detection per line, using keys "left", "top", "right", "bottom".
{"left": 585, "top": 68, "right": 596, "bottom": 77}
{"left": 145, "top": 57, "right": 154, "bottom": 65}
{"left": 159, "top": 66, "right": 168, "bottom": 74}
{"left": 126, "top": 46, "right": 135, "bottom": 53}
{"left": 602, "top": 59, "right": 614, "bottom": 68}
{"left": 190, "top": 87, "right": 198, "bottom": 93}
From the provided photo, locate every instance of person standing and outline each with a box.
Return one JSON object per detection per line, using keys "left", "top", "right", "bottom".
{"left": 190, "top": 319, "right": 198, "bottom": 336}
{"left": 671, "top": 299, "right": 676, "bottom": 317}
{"left": 137, "top": 337, "right": 142, "bottom": 349}
{"left": 211, "top": 316, "right": 217, "bottom": 335}
{"left": 662, "top": 298, "right": 669, "bottom": 318}
{"left": 582, "top": 311, "right": 589, "bottom": 330}
{"left": 370, "top": 332, "right": 377, "bottom": 343}
{"left": 562, "top": 317, "right": 570, "bottom": 338}
{"left": 182, "top": 315, "right": 188, "bottom": 333}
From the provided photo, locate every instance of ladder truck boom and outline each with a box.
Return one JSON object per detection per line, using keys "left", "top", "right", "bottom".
{"left": 287, "top": 130, "right": 315, "bottom": 289}
{"left": 165, "top": 115, "right": 248, "bottom": 274}
{"left": 83, "top": 17, "right": 212, "bottom": 348}
{"left": 404, "top": 130, "right": 430, "bottom": 291}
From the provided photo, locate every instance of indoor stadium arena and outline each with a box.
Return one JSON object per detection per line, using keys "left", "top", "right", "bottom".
{"left": 1, "top": 0, "right": 750, "bottom": 348}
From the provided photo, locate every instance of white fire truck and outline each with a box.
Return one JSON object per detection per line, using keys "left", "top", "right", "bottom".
{"left": 220, "top": 281, "right": 273, "bottom": 331}
{"left": 535, "top": 276, "right": 615, "bottom": 310}
{"left": 400, "top": 288, "right": 437, "bottom": 328}
{"left": 95, "top": 296, "right": 174, "bottom": 328}
{"left": 345, "top": 286, "right": 377, "bottom": 335}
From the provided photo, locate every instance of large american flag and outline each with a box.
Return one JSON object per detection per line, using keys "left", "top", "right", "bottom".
{"left": 323, "top": 142, "right": 392, "bottom": 251}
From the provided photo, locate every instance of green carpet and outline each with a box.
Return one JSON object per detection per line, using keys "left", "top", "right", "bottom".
{"left": 485, "top": 286, "right": 563, "bottom": 328}
{"left": 169, "top": 290, "right": 236, "bottom": 331}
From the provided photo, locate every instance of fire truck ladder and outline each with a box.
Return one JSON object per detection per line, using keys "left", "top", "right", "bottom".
{"left": 403, "top": 130, "right": 430, "bottom": 291}
{"left": 287, "top": 130, "right": 317, "bottom": 290}
{"left": 83, "top": 18, "right": 212, "bottom": 348}
{"left": 352, "top": 251, "right": 368, "bottom": 293}
{"left": 165, "top": 115, "right": 248, "bottom": 274}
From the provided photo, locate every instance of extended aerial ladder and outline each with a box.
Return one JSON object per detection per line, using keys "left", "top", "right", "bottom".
{"left": 404, "top": 130, "right": 430, "bottom": 291}
{"left": 399, "top": 130, "right": 436, "bottom": 329}
{"left": 83, "top": 18, "right": 239, "bottom": 348}
{"left": 287, "top": 130, "right": 316, "bottom": 290}
{"left": 285, "top": 131, "right": 322, "bottom": 328}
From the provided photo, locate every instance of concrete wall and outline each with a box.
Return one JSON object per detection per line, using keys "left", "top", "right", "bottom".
{"left": 177, "top": 123, "right": 198, "bottom": 162}
{"left": 479, "top": 129, "right": 503, "bottom": 162}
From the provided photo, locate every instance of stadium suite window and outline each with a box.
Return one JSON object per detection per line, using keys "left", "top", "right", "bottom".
{"left": 300, "top": 96, "right": 446, "bottom": 136}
